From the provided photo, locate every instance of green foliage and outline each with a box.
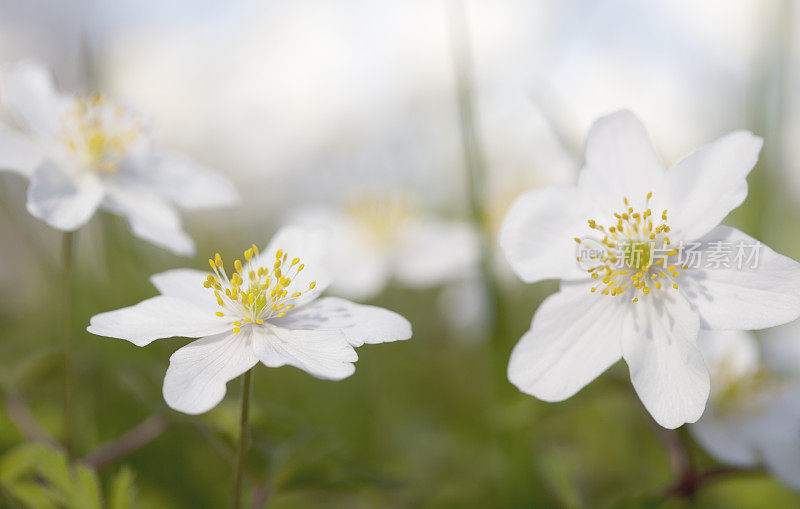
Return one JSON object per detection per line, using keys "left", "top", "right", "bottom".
{"left": 0, "top": 443, "right": 136, "bottom": 508}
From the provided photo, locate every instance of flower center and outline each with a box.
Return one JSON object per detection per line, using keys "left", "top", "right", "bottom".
{"left": 346, "top": 194, "right": 413, "bottom": 247}
{"left": 622, "top": 241, "right": 653, "bottom": 271}
{"left": 61, "top": 94, "right": 144, "bottom": 173}
{"left": 575, "top": 193, "right": 684, "bottom": 302}
{"left": 714, "top": 364, "right": 785, "bottom": 417}
{"left": 203, "top": 245, "right": 317, "bottom": 333}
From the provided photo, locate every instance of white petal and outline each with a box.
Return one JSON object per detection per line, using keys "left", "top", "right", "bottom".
{"left": 696, "top": 329, "right": 760, "bottom": 383}
{"left": 269, "top": 297, "right": 412, "bottom": 347}
{"left": 150, "top": 269, "right": 219, "bottom": 311}
{"left": 621, "top": 292, "right": 707, "bottom": 429}
{"left": 663, "top": 131, "right": 762, "bottom": 240}
{"left": 761, "top": 321, "right": 800, "bottom": 377}
{"left": 498, "top": 185, "right": 592, "bottom": 284}
{"left": 252, "top": 325, "right": 357, "bottom": 380}
{"left": 26, "top": 161, "right": 104, "bottom": 231}
{"left": 681, "top": 226, "right": 800, "bottom": 331}
{"left": 690, "top": 330, "right": 762, "bottom": 466}
{"left": 759, "top": 436, "right": 800, "bottom": 491}
{"left": 87, "top": 296, "right": 233, "bottom": 347}
{"left": 140, "top": 153, "right": 240, "bottom": 210}
{"left": 103, "top": 184, "right": 195, "bottom": 256}
{"left": 0, "top": 60, "right": 63, "bottom": 135}
{"left": 327, "top": 245, "right": 390, "bottom": 300}
{"left": 394, "top": 219, "right": 480, "bottom": 287}
{"left": 577, "top": 109, "right": 664, "bottom": 212}
{"left": 293, "top": 208, "right": 390, "bottom": 300}
{"left": 507, "top": 283, "right": 626, "bottom": 401}
{"left": 690, "top": 412, "right": 759, "bottom": 467}
{"left": 754, "top": 388, "right": 800, "bottom": 490}
{"left": 0, "top": 122, "right": 44, "bottom": 177}
{"left": 255, "top": 226, "right": 333, "bottom": 305}
{"left": 162, "top": 331, "right": 258, "bottom": 415}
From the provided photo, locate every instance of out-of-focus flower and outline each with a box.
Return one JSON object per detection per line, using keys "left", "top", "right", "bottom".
{"left": 293, "top": 194, "right": 480, "bottom": 300}
{"left": 691, "top": 328, "right": 800, "bottom": 490}
{"left": 500, "top": 109, "right": 800, "bottom": 429}
{"left": 87, "top": 226, "right": 412, "bottom": 415}
{"left": 0, "top": 60, "right": 239, "bottom": 255}
{"left": 437, "top": 276, "right": 491, "bottom": 345}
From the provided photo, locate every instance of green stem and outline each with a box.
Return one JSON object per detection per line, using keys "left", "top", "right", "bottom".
{"left": 447, "top": 0, "right": 502, "bottom": 333}
{"left": 62, "top": 231, "right": 77, "bottom": 458}
{"left": 232, "top": 369, "right": 253, "bottom": 509}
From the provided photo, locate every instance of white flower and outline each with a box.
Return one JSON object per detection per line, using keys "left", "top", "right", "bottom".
{"left": 499, "top": 109, "right": 800, "bottom": 429}
{"left": 691, "top": 328, "right": 800, "bottom": 490}
{"left": 0, "top": 60, "right": 239, "bottom": 256}
{"left": 293, "top": 195, "right": 480, "bottom": 300}
{"left": 87, "top": 226, "right": 412, "bottom": 415}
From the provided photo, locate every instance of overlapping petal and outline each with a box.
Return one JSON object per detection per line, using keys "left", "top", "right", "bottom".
{"left": 499, "top": 185, "right": 593, "bottom": 284}
{"left": 507, "top": 282, "right": 626, "bottom": 401}
{"left": 103, "top": 184, "right": 195, "bottom": 256}
{"left": 577, "top": 109, "right": 664, "bottom": 212}
{"left": 255, "top": 226, "right": 332, "bottom": 305}
{"left": 141, "top": 153, "right": 239, "bottom": 210}
{"left": 252, "top": 326, "right": 357, "bottom": 380}
{"left": 270, "top": 297, "right": 412, "bottom": 347}
{"left": 26, "top": 161, "right": 104, "bottom": 231}
{"left": 0, "top": 122, "right": 44, "bottom": 177}
{"left": 150, "top": 269, "right": 219, "bottom": 310}
{"left": 690, "top": 412, "right": 759, "bottom": 467}
{"left": 663, "top": 131, "right": 762, "bottom": 241}
{"left": 162, "top": 331, "right": 258, "bottom": 415}
{"left": 87, "top": 296, "right": 232, "bottom": 347}
{"left": 0, "top": 60, "right": 63, "bottom": 136}
{"left": 621, "top": 292, "right": 707, "bottom": 429}
{"left": 681, "top": 226, "right": 800, "bottom": 331}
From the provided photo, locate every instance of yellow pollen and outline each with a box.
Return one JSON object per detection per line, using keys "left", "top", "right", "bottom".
{"left": 577, "top": 195, "right": 682, "bottom": 301}
{"left": 61, "top": 94, "right": 144, "bottom": 173}
{"left": 204, "top": 244, "right": 317, "bottom": 331}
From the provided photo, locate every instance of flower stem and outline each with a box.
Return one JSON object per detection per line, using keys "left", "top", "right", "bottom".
{"left": 447, "top": 0, "right": 502, "bottom": 333}
{"left": 61, "top": 231, "right": 77, "bottom": 458}
{"left": 232, "top": 369, "right": 253, "bottom": 509}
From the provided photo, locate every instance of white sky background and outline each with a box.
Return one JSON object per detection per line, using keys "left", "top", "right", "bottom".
{"left": 0, "top": 0, "right": 785, "bottom": 221}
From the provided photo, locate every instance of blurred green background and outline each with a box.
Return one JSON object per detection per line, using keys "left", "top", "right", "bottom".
{"left": 3, "top": 0, "right": 800, "bottom": 507}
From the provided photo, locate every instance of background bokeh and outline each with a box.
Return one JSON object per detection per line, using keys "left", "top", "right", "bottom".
{"left": 1, "top": 0, "right": 800, "bottom": 507}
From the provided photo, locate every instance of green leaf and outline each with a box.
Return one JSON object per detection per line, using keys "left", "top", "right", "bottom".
{"left": 35, "top": 447, "right": 73, "bottom": 497}
{"left": 0, "top": 443, "right": 44, "bottom": 485}
{"left": 70, "top": 464, "right": 102, "bottom": 509}
{"left": 109, "top": 467, "right": 136, "bottom": 509}
{"left": 536, "top": 446, "right": 585, "bottom": 509}
{"left": 7, "top": 480, "right": 59, "bottom": 509}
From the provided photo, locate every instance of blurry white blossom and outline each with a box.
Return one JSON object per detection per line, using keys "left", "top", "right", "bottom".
{"left": 691, "top": 328, "right": 800, "bottom": 490}
{"left": 293, "top": 195, "right": 479, "bottom": 300}
{"left": 0, "top": 60, "right": 238, "bottom": 255}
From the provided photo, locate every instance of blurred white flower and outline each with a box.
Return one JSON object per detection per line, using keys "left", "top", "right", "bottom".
{"left": 87, "top": 226, "right": 412, "bottom": 415}
{"left": 691, "top": 328, "right": 800, "bottom": 490}
{"left": 437, "top": 276, "right": 491, "bottom": 345}
{"left": 0, "top": 60, "right": 239, "bottom": 255}
{"left": 293, "top": 194, "right": 480, "bottom": 300}
{"left": 500, "top": 109, "right": 800, "bottom": 429}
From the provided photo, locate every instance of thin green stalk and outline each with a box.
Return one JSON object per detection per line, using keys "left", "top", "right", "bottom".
{"left": 447, "top": 0, "right": 502, "bottom": 336}
{"left": 62, "top": 231, "right": 77, "bottom": 458}
{"left": 232, "top": 369, "right": 253, "bottom": 509}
